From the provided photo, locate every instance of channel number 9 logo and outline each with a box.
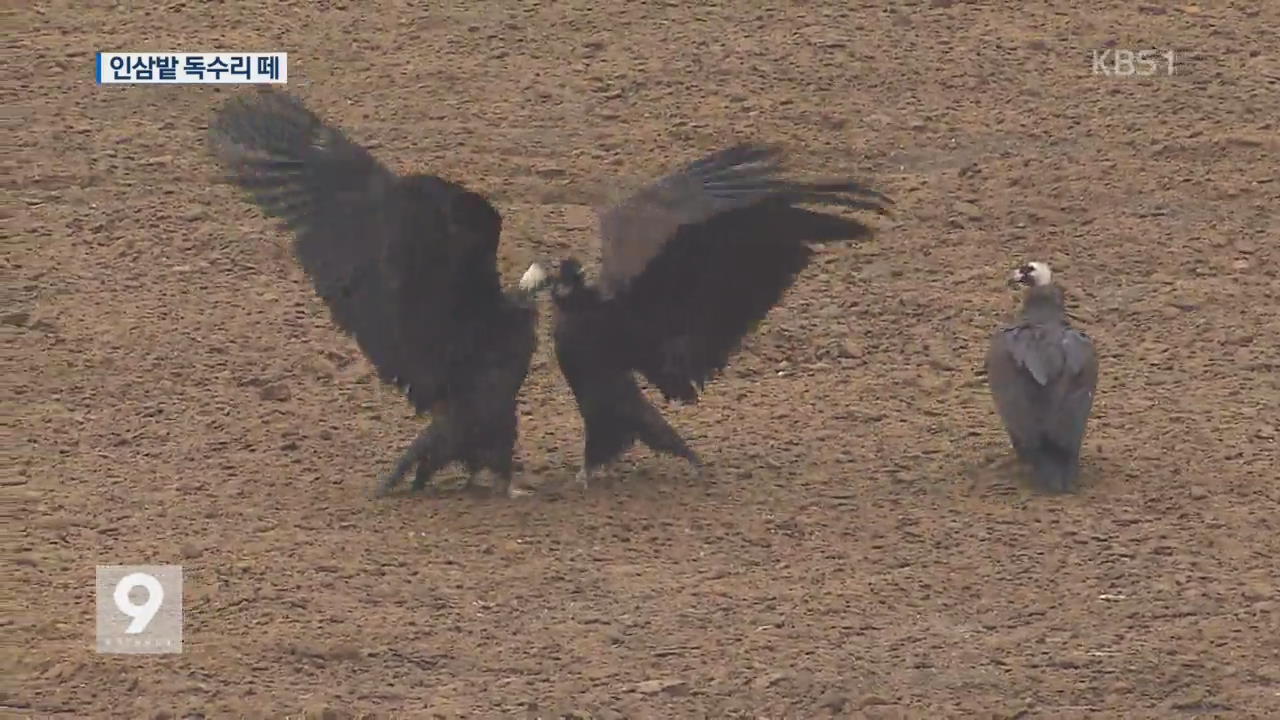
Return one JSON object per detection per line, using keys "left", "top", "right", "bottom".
{"left": 114, "top": 572, "right": 165, "bottom": 633}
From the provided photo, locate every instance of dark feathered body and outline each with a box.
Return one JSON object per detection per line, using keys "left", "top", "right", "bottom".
{"left": 545, "top": 144, "right": 891, "bottom": 480}
{"left": 550, "top": 282, "right": 699, "bottom": 472}
{"left": 379, "top": 175, "right": 535, "bottom": 414}
{"left": 986, "top": 284, "right": 1098, "bottom": 492}
{"left": 207, "top": 89, "right": 537, "bottom": 496}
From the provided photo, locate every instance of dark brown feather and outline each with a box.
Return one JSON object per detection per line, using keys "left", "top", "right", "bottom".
{"left": 986, "top": 284, "right": 1098, "bottom": 491}
{"left": 595, "top": 143, "right": 891, "bottom": 297}
{"left": 611, "top": 201, "right": 876, "bottom": 402}
{"left": 207, "top": 88, "right": 533, "bottom": 416}
{"left": 547, "top": 143, "right": 890, "bottom": 476}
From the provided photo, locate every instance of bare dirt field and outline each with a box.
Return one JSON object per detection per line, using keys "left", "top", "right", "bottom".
{"left": 7, "top": 1, "right": 1279, "bottom": 718}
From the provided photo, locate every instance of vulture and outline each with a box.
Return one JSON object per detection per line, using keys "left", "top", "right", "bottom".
{"left": 985, "top": 261, "right": 1098, "bottom": 493}
{"left": 206, "top": 88, "right": 538, "bottom": 499}
{"left": 520, "top": 143, "right": 893, "bottom": 487}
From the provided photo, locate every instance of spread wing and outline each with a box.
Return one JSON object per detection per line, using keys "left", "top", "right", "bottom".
{"left": 595, "top": 143, "right": 892, "bottom": 402}
{"left": 987, "top": 324, "right": 1098, "bottom": 455}
{"left": 596, "top": 143, "right": 890, "bottom": 296}
{"left": 207, "top": 88, "right": 508, "bottom": 412}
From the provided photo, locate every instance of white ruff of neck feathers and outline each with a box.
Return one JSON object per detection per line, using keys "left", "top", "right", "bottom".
{"left": 519, "top": 263, "right": 548, "bottom": 291}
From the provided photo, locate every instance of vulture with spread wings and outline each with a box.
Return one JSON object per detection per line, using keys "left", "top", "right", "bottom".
{"left": 985, "top": 261, "right": 1099, "bottom": 493}
{"left": 207, "top": 88, "right": 538, "bottom": 499}
{"left": 520, "top": 144, "right": 892, "bottom": 487}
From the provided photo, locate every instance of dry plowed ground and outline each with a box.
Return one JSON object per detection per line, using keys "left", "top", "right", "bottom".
{"left": 7, "top": 2, "right": 1279, "bottom": 718}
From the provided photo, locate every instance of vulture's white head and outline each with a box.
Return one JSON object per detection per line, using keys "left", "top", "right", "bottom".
{"left": 519, "top": 262, "right": 550, "bottom": 292}
{"left": 1012, "top": 261, "right": 1052, "bottom": 288}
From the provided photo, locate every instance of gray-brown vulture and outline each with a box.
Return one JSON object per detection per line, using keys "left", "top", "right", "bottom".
{"left": 207, "top": 88, "right": 539, "bottom": 499}
{"left": 519, "top": 143, "right": 892, "bottom": 487}
{"left": 985, "top": 261, "right": 1098, "bottom": 493}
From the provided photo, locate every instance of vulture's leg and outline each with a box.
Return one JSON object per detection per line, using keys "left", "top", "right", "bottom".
{"left": 370, "top": 418, "right": 456, "bottom": 497}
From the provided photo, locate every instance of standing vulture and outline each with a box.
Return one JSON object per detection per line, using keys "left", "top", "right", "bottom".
{"left": 519, "top": 143, "right": 892, "bottom": 487}
{"left": 985, "top": 261, "right": 1098, "bottom": 493}
{"left": 206, "top": 88, "right": 538, "bottom": 499}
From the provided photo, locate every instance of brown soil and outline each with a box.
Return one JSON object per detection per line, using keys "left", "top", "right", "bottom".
{"left": 8, "top": 2, "right": 1279, "bottom": 718}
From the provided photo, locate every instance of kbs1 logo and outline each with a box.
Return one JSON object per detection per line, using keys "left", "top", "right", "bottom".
{"left": 95, "top": 565, "right": 183, "bottom": 654}
{"left": 1092, "top": 49, "right": 1176, "bottom": 77}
